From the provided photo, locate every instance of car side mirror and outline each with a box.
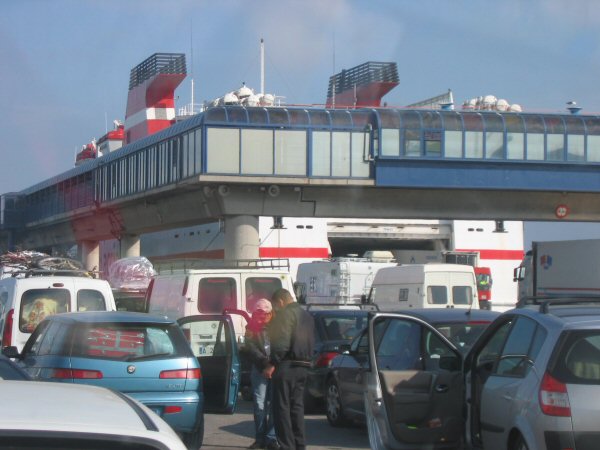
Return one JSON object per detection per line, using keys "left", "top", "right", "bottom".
{"left": 2, "top": 346, "right": 20, "bottom": 359}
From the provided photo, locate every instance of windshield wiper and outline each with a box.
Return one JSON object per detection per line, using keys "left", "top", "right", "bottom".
{"left": 125, "top": 352, "right": 171, "bottom": 362}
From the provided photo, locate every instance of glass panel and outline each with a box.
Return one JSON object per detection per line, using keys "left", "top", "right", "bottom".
{"left": 421, "top": 111, "right": 441, "bottom": 129}
{"left": 77, "top": 290, "right": 107, "bottom": 311}
{"left": 483, "top": 114, "right": 504, "bottom": 132}
{"left": 351, "top": 132, "right": 370, "bottom": 177}
{"left": 584, "top": 117, "right": 600, "bottom": 135}
{"left": 247, "top": 108, "right": 268, "bottom": 124}
{"left": 485, "top": 132, "right": 504, "bottom": 159}
{"left": 241, "top": 129, "right": 273, "bottom": 174}
{"left": 544, "top": 116, "right": 565, "bottom": 134}
{"left": 403, "top": 129, "right": 421, "bottom": 157}
{"left": 588, "top": 136, "right": 600, "bottom": 162}
{"left": 462, "top": 113, "right": 484, "bottom": 131}
{"left": 441, "top": 112, "right": 462, "bottom": 131}
{"left": 547, "top": 134, "right": 564, "bottom": 161}
{"left": 567, "top": 135, "right": 584, "bottom": 162}
{"left": 194, "top": 129, "right": 202, "bottom": 174}
{"left": 564, "top": 116, "right": 585, "bottom": 135}
{"left": 275, "top": 130, "right": 306, "bottom": 175}
{"left": 465, "top": 131, "right": 484, "bottom": 158}
{"left": 424, "top": 131, "right": 442, "bottom": 157}
{"left": 507, "top": 133, "right": 524, "bottom": 160}
{"left": 381, "top": 129, "right": 400, "bottom": 156}
{"left": 445, "top": 130, "right": 463, "bottom": 158}
{"left": 312, "top": 131, "right": 330, "bottom": 176}
{"left": 524, "top": 115, "right": 545, "bottom": 133}
{"left": 399, "top": 111, "right": 421, "bottom": 128}
{"left": 288, "top": 108, "right": 310, "bottom": 125}
{"left": 309, "top": 110, "right": 330, "bottom": 126}
{"left": 379, "top": 110, "right": 401, "bottom": 128}
{"left": 205, "top": 107, "right": 227, "bottom": 122}
{"left": 330, "top": 110, "right": 352, "bottom": 126}
{"left": 268, "top": 109, "right": 289, "bottom": 125}
{"left": 20, "top": 289, "right": 71, "bottom": 333}
{"left": 526, "top": 134, "right": 544, "bottom": 160}
{"left": 427, "top": 286, "right": 447, "bottom": 305}
{"left": 226, "top": 107, "right": 248, "bottom": 123}
{"left": 245, "top": 277, "right": 283, "bottom": 314}
{"left": 332, "top": 132, "right": 350, "bottom": 177}
{"left": 207, "top": 128, "right": 239, "bottom": 173}
{"left": 198, "top": 278, "right": 237, "bottom": 313}
{"left": 351, "top": 111, "right": 375, "bottom": 128}
{"left": 504, "top": 114, "right": 524, "bottom": 133}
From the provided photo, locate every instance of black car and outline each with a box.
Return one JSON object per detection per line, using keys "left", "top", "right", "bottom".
{"left": 325, "top": 308, "right": 500, "bottom": 427}
{"left": 0, "top": 354, "right": 31, "bottom": 380}
{"left": 305, "top": 307, "right": 373, "bottom": 411}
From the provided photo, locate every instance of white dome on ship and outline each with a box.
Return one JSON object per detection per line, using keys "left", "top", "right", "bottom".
{"left": 222, "top": 92, "right": 239, "bottom": 105}
{"left": 236, "top": 84, "right": 253, "bottom": 99}
{"left": 482, "top": 95, "right": 497, "bottom": 109}
{"left": 509, "top": 103, "right": 522, "bottom": 112}
{"left": 245, "top": 94, "right": 261, "bottom": 107}
{"left": 496, "top": 99, "right": 509, "bottom": 111}
{"left": 260, "top": 94, "right": 275, "bottom": 107}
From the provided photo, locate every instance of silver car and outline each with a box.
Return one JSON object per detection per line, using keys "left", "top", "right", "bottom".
{"left": 364, "top": 299, "right": 600, "bottom": 450}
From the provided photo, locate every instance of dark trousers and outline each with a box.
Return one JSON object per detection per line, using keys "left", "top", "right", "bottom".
{"left": 272, "top": 361, "right": 308, "bottom": 450}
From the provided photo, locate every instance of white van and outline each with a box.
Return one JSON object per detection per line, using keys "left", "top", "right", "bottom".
{"left": 145, "top": 259, "right": 295, "bottom": 339}
{"left": 366, "top": 264, "right": 479, "bottom": 310}
{"left": 0, "top": 274, "right": 116, "bottom": 351}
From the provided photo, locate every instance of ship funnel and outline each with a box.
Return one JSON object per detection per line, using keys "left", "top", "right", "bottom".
{"left": 124, "top": 53, "right": 187, "bottom": 144}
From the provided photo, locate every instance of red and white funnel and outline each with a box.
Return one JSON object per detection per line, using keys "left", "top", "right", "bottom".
{"left": 124, "top": 53, "right": 186, "bottom": 144}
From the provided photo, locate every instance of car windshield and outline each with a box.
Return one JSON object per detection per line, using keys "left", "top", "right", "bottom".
{"left": 71, "top": 323, "right": 182, "bottom": 361}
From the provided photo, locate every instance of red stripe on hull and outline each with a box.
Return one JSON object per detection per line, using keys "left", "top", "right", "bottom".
{"left": 259, "top": 248, "right": 330, "bottom": 258}
{"left": 455, "top": 249, "right": 525, "bottom": 261}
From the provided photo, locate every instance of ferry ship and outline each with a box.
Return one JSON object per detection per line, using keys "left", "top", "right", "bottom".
{"left": 76, "top": 50, "right": 523, "bottom": 311}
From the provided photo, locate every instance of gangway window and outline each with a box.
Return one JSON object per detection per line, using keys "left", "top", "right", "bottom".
{"left": 565, "top": 116, "right": 585, "bottom": 162}
{"left": 504, "top": 114, "right": 525, "bottom": 160}
{"left": 242, "top": 129, "right": 274, "bottom": 174}
{"left": 381, "top": 129, "right": 400, "bottom": 157}
{"left": 442, "top": 112, "right": 463, "bottom": 158}
{"left": 463, "top": 113, "right": 484, "bottom": 159}
{"left": 401, "top": 111, "right": 422, "bottom": 157}
{"left": 422, "top": 112, "right": 442, "bottom": 157}
{"left": 332, "top": 132, "right": 351, "bottom": 177}
{"left": 313, "top": 131, "right": 331, "bottom": 176}
{"left": 524, "top": 115, "right": 545, "bottom": 161}
{"left": 275, "top": 130, "right": 306, "bottom": 175}
{"left": 207, "top": 128, "right": 240, "bottom": 174}
{"left": 351, "top": 132, "right": 370, "bottom": 177}
{"left": 483, "top": 114, "right": 505, "bottom": 159}
{"left": 545, "top": 116, "right": 565, "bottom": 161}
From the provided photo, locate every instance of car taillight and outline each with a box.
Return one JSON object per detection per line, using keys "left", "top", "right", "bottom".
{"left": 314, "top": 352, "right": 339, "bottom": 368}
{"left": 2, "top": 309, "right": 13, "bottom": 347}
{"left": 164, "top": 406, "right": 183, "bottom": 414}
{"left": 160, "top": 368, "right": 201, "bottom": 379}
{"left": 51, "top": 368, "right": 103, "bottom": 379}
{"left": 539, "top": 372, "right": 571, "bottom": 417}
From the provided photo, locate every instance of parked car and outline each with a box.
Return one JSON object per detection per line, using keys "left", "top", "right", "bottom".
{"left": 305, "top": 307, "right": 372, "bottom": 410}
{"left": 0, "top": 354, "right": 30, "bottom": 380}
{"left": 5, "top": 311, "right": 241, "bottom": 450}
{"left": 0, "top": 380, "right": 187, "bottom": 449}
{"left": 362, "top": 298, "right": 600, "bottom": 450}
{"left": 325, "top": 308, "right": 499, "bottom": 429}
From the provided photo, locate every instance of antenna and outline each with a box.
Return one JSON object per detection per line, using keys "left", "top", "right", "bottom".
{"left": 332, "top": 32, "right": 336, "bottom": 109}
{"left": 260, "top": 38, "right": 265, "bottom": 95}
{"left": 190, "top": 21, "right": 195, "bottom": 112}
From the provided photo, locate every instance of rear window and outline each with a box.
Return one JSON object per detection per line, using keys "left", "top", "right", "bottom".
{"left": 428, "top": 286, "right": 448, "bottom": 305}
{"left": 434, "top": 322, "right": 492, "bottom": 353}
{"left": 322, "top": 315, "right": 367, "bottom": 341}
{"left": 20, "top": 289, "right": 70, "bottom": 333}
{"left": 553, "top": 331, "right": 600, "bottom": 385}
{"left": 245, "top": 277, "right": 282, "bottom": 313}
{"left": 198, "top": 278, "right": 237, "bottom": 313}
{"left": 71, "top": 323, "right": 187, "bottom": 361}
{"left": 77, "top": 289, "right": 107, "bottom": 311}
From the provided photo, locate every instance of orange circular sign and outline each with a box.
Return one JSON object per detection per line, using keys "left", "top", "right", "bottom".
{"left": 555, "top": 204, "right": 569, "bottom": 219}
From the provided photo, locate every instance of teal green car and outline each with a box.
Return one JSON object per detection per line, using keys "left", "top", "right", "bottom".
{"left": 6, "top": 311, "right": 240, "bottom": 450}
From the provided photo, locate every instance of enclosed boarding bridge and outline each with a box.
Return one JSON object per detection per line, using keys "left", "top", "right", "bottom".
{"left": 5, "top": 106, "right": 600, "bottom": 257}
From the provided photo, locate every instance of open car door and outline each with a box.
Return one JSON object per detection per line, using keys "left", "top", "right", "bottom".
{"left": 178, "top": 314, "right": 240, "bottom": 414}
{"left": 364, "top": 312, "right": 464, "bottom": 449}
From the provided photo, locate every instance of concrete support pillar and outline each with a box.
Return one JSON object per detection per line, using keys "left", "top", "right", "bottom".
{"left": 80, "top": 240, "right": 100, "bottom": 272}
{"left": 223, "top": 215, "right": 259, "bottom": 261}
{"left": 120, "top": 234, "right": 141, "bottom": 258}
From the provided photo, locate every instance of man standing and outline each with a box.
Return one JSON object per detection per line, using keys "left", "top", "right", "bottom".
{"left": 264, "top": 289, "right": 315, "bottom": 450}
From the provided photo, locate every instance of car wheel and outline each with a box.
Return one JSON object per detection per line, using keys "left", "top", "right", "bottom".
{"left": 512, "top": 435, "right": 529, "bottom": 450}
{"left": 182, "top": 418, "right": 205, "bottom": 450}
{"left": 325, "top": 378, "right": 349, "bottom": 427}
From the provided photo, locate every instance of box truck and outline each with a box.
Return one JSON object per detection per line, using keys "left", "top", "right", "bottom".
{"left": 514, "top": 239, "right": 600, "bottom": 303}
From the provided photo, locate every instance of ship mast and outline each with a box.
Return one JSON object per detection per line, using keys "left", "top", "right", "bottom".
{"left": 260, "top": 38, "right": 265, "bottom": 95}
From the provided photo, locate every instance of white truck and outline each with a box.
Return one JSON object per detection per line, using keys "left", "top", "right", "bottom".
{"left": 514, "top": 239, "right": 600, "bottom": 303}
{"left": 294, "top": 256, "right": 397, "bottom": 306}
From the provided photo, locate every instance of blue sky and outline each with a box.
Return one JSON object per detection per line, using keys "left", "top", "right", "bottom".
{"left": 2, "top": 0, "right": 600, "bottom": 247}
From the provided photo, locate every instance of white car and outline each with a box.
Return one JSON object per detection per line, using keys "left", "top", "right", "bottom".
{"left": 0, "top": 380, "right": 187, "bottom": 450}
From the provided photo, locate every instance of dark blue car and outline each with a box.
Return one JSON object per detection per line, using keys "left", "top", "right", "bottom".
{"left": 8, "top": 311, "right": 240, "bottom": 449}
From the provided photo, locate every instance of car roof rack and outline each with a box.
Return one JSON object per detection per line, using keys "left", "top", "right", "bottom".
{"left": 520, "top": 295, "right": 600, "bottom": 314}
{"left": 3, "top": 268, "right": 96, "bottom": 278}
{"left": 304, "top": 303, "right": 379, "bottom": 311}
{"left": 153, "top": 258, "right": 290, "bottom": 274}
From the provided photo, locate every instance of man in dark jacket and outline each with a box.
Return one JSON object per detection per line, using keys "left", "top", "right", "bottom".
{"left": 264, "top": 289, "right": 315, "bottom": 450}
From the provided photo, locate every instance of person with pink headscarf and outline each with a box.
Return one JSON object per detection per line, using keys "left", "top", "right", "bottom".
{"left": 243, "top": 298, "right": 280, "bottom": 450}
